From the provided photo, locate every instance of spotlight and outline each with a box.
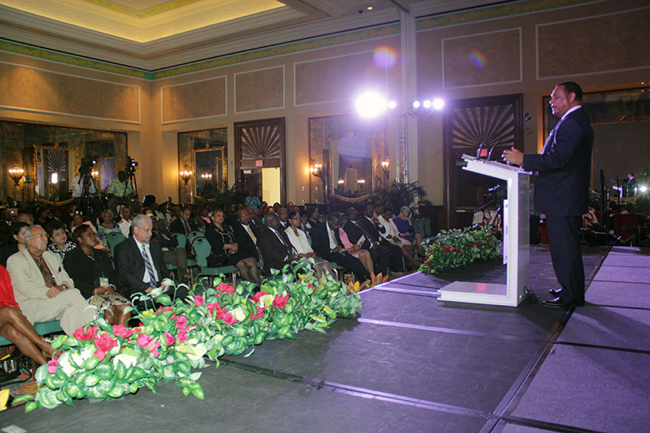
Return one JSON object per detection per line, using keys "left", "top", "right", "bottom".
{"left": 432, "top": 98, "right": 445, "bottom": 110}
{"left": 412, "top": 101, "right": 420, "bottom": 109}
{"left": 640, "top": 185, "right": 648, "bottom": 193}
{"left": 355, "top": 92, "right": 388, "bottom": 118}
{"left": 388, "top": 100, "right": 397, "bottom": 110}
{"left": 423, "top": 100, "right": 432, "bottom": 109}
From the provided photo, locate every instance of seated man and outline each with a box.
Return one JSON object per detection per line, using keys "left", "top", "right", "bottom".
{"left": 343, "top": 207, "right": 390, "bottom": 276}
{"left": 150, "top": 211, "right": 188, "bottom": 283}
{"left": 257, "top": 212, "right": 296, "bottom": 276}
{"left": 230, "top": 209, "right": 262, "bottom": 286}
{"left": 6, "top": 225, "right": 97, "bottom": 336}
{"left": 311, "top": 212, "right": 371, "bottom": 283}
{"left": 114, "top": 214, "right": 188, "bottom": 310}
{"left": 360, "top": 205, "right": 404, "bottom": 274}
{"left": 117, "top": 206, "right": 133, "bottom": 238}
{"left": 106, "top": 170, "right": 137, "bottom": 215}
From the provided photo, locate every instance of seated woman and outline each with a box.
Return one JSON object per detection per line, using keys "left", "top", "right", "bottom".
{"left": 205, "top": 209, "right": 260, "bottom": 285}
{"left": 337, "top": 226, "right": 374, "bottom": 276}
{"left": 284, "top": 211, "right": 333, "bottom": 279}
{"left": 46, "top": 221, "right": 77, "bottom": 261}
{"left": 0, "top": 222, "right": 30, "bottom": 268}
{"left": 393, "top": 206, "right": 425, "bottom": 256}
{"left": 0, "top": 265, "right": 55, "bottom": 365}
{"left": 97, "top": 209, "right": 122, "bottom": 249}
{"left": 63, "top": 225, "right": 131, "bottom": 326}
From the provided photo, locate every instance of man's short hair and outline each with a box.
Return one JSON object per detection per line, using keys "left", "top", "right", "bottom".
{"left": 328, "top": 212, "right": 341, "bottom": 222}
{"left": 558, "top": 81, "right": 583, "bottom": 101}
{"left": 132, "top": 214, "right": 151, "bottom": 229}
{"left": 23, "top": 225, "right": 43, "bottom": 239}
{"left": 12, "top": 222, "right": 30, "bottom": 236}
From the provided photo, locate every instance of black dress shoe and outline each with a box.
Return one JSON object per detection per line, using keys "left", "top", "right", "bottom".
{"left": 549, "top": 288, "right": 563, "bottom": 296}
{"left": 543, "top": 297, "right": 573, "bottom": 309}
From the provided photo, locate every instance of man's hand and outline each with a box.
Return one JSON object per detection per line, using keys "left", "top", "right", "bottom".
{"left": 502, "top": 147, "right": 524, "bottom": 166}
{"left": 332, "top": 246, "right": 343, "bottom": 254}
{"left": 46, "top": 286, "right": 63, "bottom": 298}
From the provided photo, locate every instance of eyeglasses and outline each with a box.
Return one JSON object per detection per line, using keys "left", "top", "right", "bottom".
{"left": 81, "top": 232, "right": 96, "bottom": 237}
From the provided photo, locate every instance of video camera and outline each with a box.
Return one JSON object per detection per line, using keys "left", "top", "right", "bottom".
{"left": 126, "top": 156, "right": 138, "bottom": 176}
{"left": 483, "top": 184, "right": 507, "bottom": 205}
{"left": 78, "top": 155, "right": 98, "bottom": 177}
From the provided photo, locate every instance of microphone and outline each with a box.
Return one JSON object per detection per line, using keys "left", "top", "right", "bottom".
{"left": 476, "top": 142, "right": 486, "bottom": 159}
{"left": 486, "top": 113, "right": 531, "bottom": 161}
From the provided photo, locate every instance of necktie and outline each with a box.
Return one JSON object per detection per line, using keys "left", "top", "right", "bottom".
{"left": 141, "top": 244, "right": 158, "bottom": 286}
{"left": 34, "top": 256, "right": 56, "bottom": 287}
{"left": 183, "top": 220, "right": 190, "bottom": 235}
{"left": 245, "top": 225, "right": 257, "bottom": 244}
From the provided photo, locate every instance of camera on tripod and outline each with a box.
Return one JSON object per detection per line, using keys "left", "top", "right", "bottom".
{"left": 126, "top": 156, "right": 138, "bottom": 176}
{"left": 483, "top": 184, "right": 507, "bottom": 205}
{"left": 78, "top": 155, "right": 98, "bottom": 177}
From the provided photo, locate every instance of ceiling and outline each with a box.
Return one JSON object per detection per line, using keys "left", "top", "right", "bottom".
{"left": 0, "top": 0, "right": 504, "bottom": 70}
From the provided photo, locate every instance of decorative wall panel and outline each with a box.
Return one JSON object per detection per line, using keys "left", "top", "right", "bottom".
{"left": 537, "top": 8, "right": 650, "bottom": 79}
{"left": 162, "top": 76, "right": 226, "bottom": 123}
{"left": 443, "top": 29, "right": 521, "bottom": 89}
{"left": 295, "top": 52, "right": 387, "bottom": 106}
{"left": 235, "top": 66, "right": 284, "bottom": 113}
{"left": 0, "top": 62, "right": 140, "bottom": 123}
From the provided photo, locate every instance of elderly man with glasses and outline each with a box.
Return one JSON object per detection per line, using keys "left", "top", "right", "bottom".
{"left": 6, "top": 225, "right": 97, "bottom": 335}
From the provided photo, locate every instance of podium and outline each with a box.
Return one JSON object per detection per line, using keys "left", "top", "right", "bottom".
{"left": 438, "top": 155, "right": 531, "bottom": 307}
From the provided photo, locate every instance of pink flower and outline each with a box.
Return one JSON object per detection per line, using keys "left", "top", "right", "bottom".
{"left": 251, "top": 291, "right": 268, "bottom": 303}
{"left": 73, "top": 326, "right": 98, "bottom": 341}
{"left": 222, "top": 312, "right": 237, "bottom": 325}
{"left": 215, "top": 282, "right": 235, "bottom": 294}
{"left": 193, "top": 296, "right": 204, "bottom": 307}
{"left": 156, "top": 307, "right": 173, "bottom": 315}
{"left": 177, "top": 330, "right": 188, "bottom": 344}
{"left": 176, "top": 316, "right": 189, "bottom": 331}
{"left": 112, "top": 324, "right": 134, "bottom": 338}
{"left": 272, "top": 294, "right": 290, "bottom": 310}
{"left": 207, "top": 302, "right": 223, "bottom": 319}
{"left": 164, "top": 332, "right": 175, "bottom": 346}
{"left": 47, "top": 359, "right": 58, "bottom": 374}
{"left": 137, "top": 333, "right": 153, "bottom": 348}
{"left": 250, "top": 306, "right": 265, "bottom": 320}
{"left": 137, "top": 333, "right": 161, "bottom": 357}
{"left": 93, "top": 333, "right": 118, "bottom": 361}
{"left": 475, "top": 241, "right": 482, "bottom": 248}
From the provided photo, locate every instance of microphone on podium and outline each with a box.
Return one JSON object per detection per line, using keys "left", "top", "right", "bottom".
{"left": 486, "top": 113, "right": 531, "bottom": 161}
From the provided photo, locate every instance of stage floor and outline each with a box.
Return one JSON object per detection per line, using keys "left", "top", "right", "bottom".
{"left": 2, "top": 245, "right": 647, "bottom": 433}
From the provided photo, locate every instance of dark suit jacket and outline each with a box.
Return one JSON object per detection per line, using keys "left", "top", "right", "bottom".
{"left": 311, "top": 223, "right": 343, "bottom": 260}
{"left": 169, "top": 218, "right": 198, "bottom": 235}
{"left": 63, "top": 247, "right": 118, "bottom": 299}
{"left": 113, "top": 236, "right": 169, "bottom": 300}
{"left": 231, "top": 223, "right": 258, "bottom": 258}
{"left": 359, "top": 217, "right": 385, "bottom": 242}
{"left": 257, "top": 228, "right": 293, "bottom": 275}
{"left": 0, "top": 221, "right": 12, "bottom": 247}
{"left": 343, "top": 221, "right": 372, "bottom": 249}
{"left": 523, "top": 107, "right": 593, "bottom": 216}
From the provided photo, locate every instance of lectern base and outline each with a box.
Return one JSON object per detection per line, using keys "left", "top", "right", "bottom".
{"left": 438, "top": 281, "right": 519, "bottom": 307}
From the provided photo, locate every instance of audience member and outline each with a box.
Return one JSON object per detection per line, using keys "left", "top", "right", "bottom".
{"left": 114, "top": 215, "right": 187, "bottom": 309}
{"left": 277, "top": 208, "right": 290, "bottom": 230}
{"left": 70, "top": 214, "right": 84, "bottom": 231}
{"left": 170, "top": 206, "right": 198, "bottom": 236}
{"left": 379, "top": 207, "right": 421, "bottom": 270}
{"left": 245, "top": 206, "right": 264, "bottom": 234}
{"left": 107, "top": 170, "right": 136, "bottom": 214}
{"left": 0, "top": 265, "right": 56, "bottom": 365}
{"left": 245, "top": 190, "right": 261, "bottom": 211}
{"left": 230, "top": 209, "right": 262, "bottom": 286}
{"left": 284, "top": 211, "right": 333, "bottom": 279}
{"left": 16, "top": 213, "right": 34, "bottom": 226}
{"left": 117, "top": 206, "right": 133, "bottom": 238}
{"left": 257, "top": 212, "right": 296, "bottom": 276}
{"left": 98, "top": 209, "right": 122, "bottom": 249}
{"left": 311, "top": 212, "right": 371, "bottom": 283}
{"left": 361, "top": 205, "right": 404, "bottom": 273}
{"left": 393, "top": 206, "right": 425, "bottom": 256}
{"left": 0, "top": 223, "right": 30, "bottom": 268}
{"left": 6, "top": 225, "right": 97, "bottom": 335}
{"left": 150, "top": 211, "right": 188, "bottom": 283}
{"left": 46, "top": 221, "right": 77, "bottom": 261}
{"left": 302, "top": 206, "right": 321, "bottom": 235}
{"left": 64, "top": 225, "right": 131, "bottom": 326}
{"left": 344, "top": 207, "right": 390, "bottom": 276}
{"left": 337, "top": 226, "right": 374, "bottom": 277}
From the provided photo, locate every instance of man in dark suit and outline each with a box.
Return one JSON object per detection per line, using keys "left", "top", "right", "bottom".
{"left": 257, "top": 212, "right": 295, "bottom": 276}
{"left": 504, "top": 81, "right": 593, "bottom": 308}
{"left": 360, "top": 205, "right": 404, "bottom": 273}
{"left": 114, "top": 214, "right": 187, "bottom": 309}
{"left": 343, "top": 207, "right": 390, "bottom": 276}
{"left": 231, "top": 209, "right": 261, "bottom": 285}
{"left": 169, "top": 206, "right": 198, "bottom": 235}
{"left": 312, "top": 212, "right": 371, "bottom": 282}
{"left": 0, "top": 208, "right": 13, "bottom": 247}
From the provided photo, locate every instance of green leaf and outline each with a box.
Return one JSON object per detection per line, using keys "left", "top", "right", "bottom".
{"left": 157, "top": 294, "right": 173, "bottom": 306}
{"left": 25, "top": 401, "right": 39, "bottom": 413}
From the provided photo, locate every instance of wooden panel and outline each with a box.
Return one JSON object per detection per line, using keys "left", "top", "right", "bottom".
{"left": 235, "top": 67, "right": 284, "bottom": 113}
{"left": 162, "top": 76, "right": 226, "bottom": 123}
{"left": 443, "top": 29, "right": 521, "bottom": 88}
{"left": 538, "top": 8, "right": 650, "bottom": 78}
{"left": 0, "top": 63, "right": 139, "bottom": 123}
{"left": 295, "top": 52, "right": 386, "bottom": 106}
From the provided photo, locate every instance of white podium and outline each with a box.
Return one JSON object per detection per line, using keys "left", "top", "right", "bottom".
{"left": 438, "top": 155, "right": 531, "bottom": 307}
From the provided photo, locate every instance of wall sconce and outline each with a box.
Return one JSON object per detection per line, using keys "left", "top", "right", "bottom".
{"left": 337, "top": 179, "right": 345, "bottom": 185}
{"left": 309, "top": 163, "right": 324, "bottom": 179}
{"left": 179, "top": 165, "right": 193, "bottom": 186}
{"left": 8, "top": 167, "right": 24, "bottom": 186}
{"left": 201, "top": 173, "right": 212, "bottom": 181}
{"left": 381, "top": 160, "right": 389, "bottom": 173}
{"left": 357, "top": 179, "right": 366, "bottom": 184}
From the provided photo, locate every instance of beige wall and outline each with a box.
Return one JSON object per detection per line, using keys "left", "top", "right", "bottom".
{"left": 1, "top": 0, "right": 649, "bottom": 214}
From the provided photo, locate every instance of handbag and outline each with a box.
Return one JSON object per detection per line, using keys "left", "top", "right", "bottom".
{"left": 207, "top": 251, "right": 228, "bottom": 267}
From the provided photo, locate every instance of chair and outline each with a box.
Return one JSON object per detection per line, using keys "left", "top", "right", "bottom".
{"left": 192, "top": 237, "right": 237, "bottom": 285}
{"left": 106, "top": 231, "right": 125, "bottom": 254}
{"left": 256, "top": 246, "right": 283, "bottom": 282}
{"left": 187, "top": 230, "right": 204, "bottom": 246}
{"left": 0, "top": 320, "right": 63, "bottom": 374}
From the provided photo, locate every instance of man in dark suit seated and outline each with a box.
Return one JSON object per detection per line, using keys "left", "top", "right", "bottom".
{"left": 169, "top": 206, "right": 198, "bottom": 236}
{"left": 114, "top": 214, "right": 188, "bottom": 310}
{"left": 361, "top": 205, "right": 404, "bottom": 273}
{"left": 245, "top": 206, "right": 264, "bottom": 234}
{"left": 231, "top": 209, "right": 261, "bottom": 286}
{"left": 257, "top": 212, "right": 296, "bottom": 276}
{"left": 312, "top": 212, "right": 371, "bottom": 283}
{"left": 343, "top": 207, "right": 390, "bottom": 276}
{"left": 503, "top": 81, "right": 593, "bottom": 308}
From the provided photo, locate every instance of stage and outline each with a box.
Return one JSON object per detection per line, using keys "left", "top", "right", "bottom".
{"left": 1, "top": 245, "right": 649, "bottom": 433}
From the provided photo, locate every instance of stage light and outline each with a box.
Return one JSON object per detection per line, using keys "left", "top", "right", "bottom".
{"left": 640, "top": 185, "right": 648, "bottom": 193}
{"left": 423, "top": 100, "right": 432, "bottom": 109}
{"left": 412, "top": 101, "right": 420, "bottom": 109}
{"left": 388, "top": 100, "right": 397, "bottom": 110}
{"left": 433, "top": 98, "right": 445, "bottom": 110}
{"left": 355, "top": 92, "right": 388, "bottom": 118}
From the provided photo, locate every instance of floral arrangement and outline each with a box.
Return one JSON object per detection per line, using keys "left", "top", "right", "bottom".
{"left": 14, "top": 259, "right": 361, "bottom": 412}
{"left": 419, "top": 227, "right": 501, "bottom": 274}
